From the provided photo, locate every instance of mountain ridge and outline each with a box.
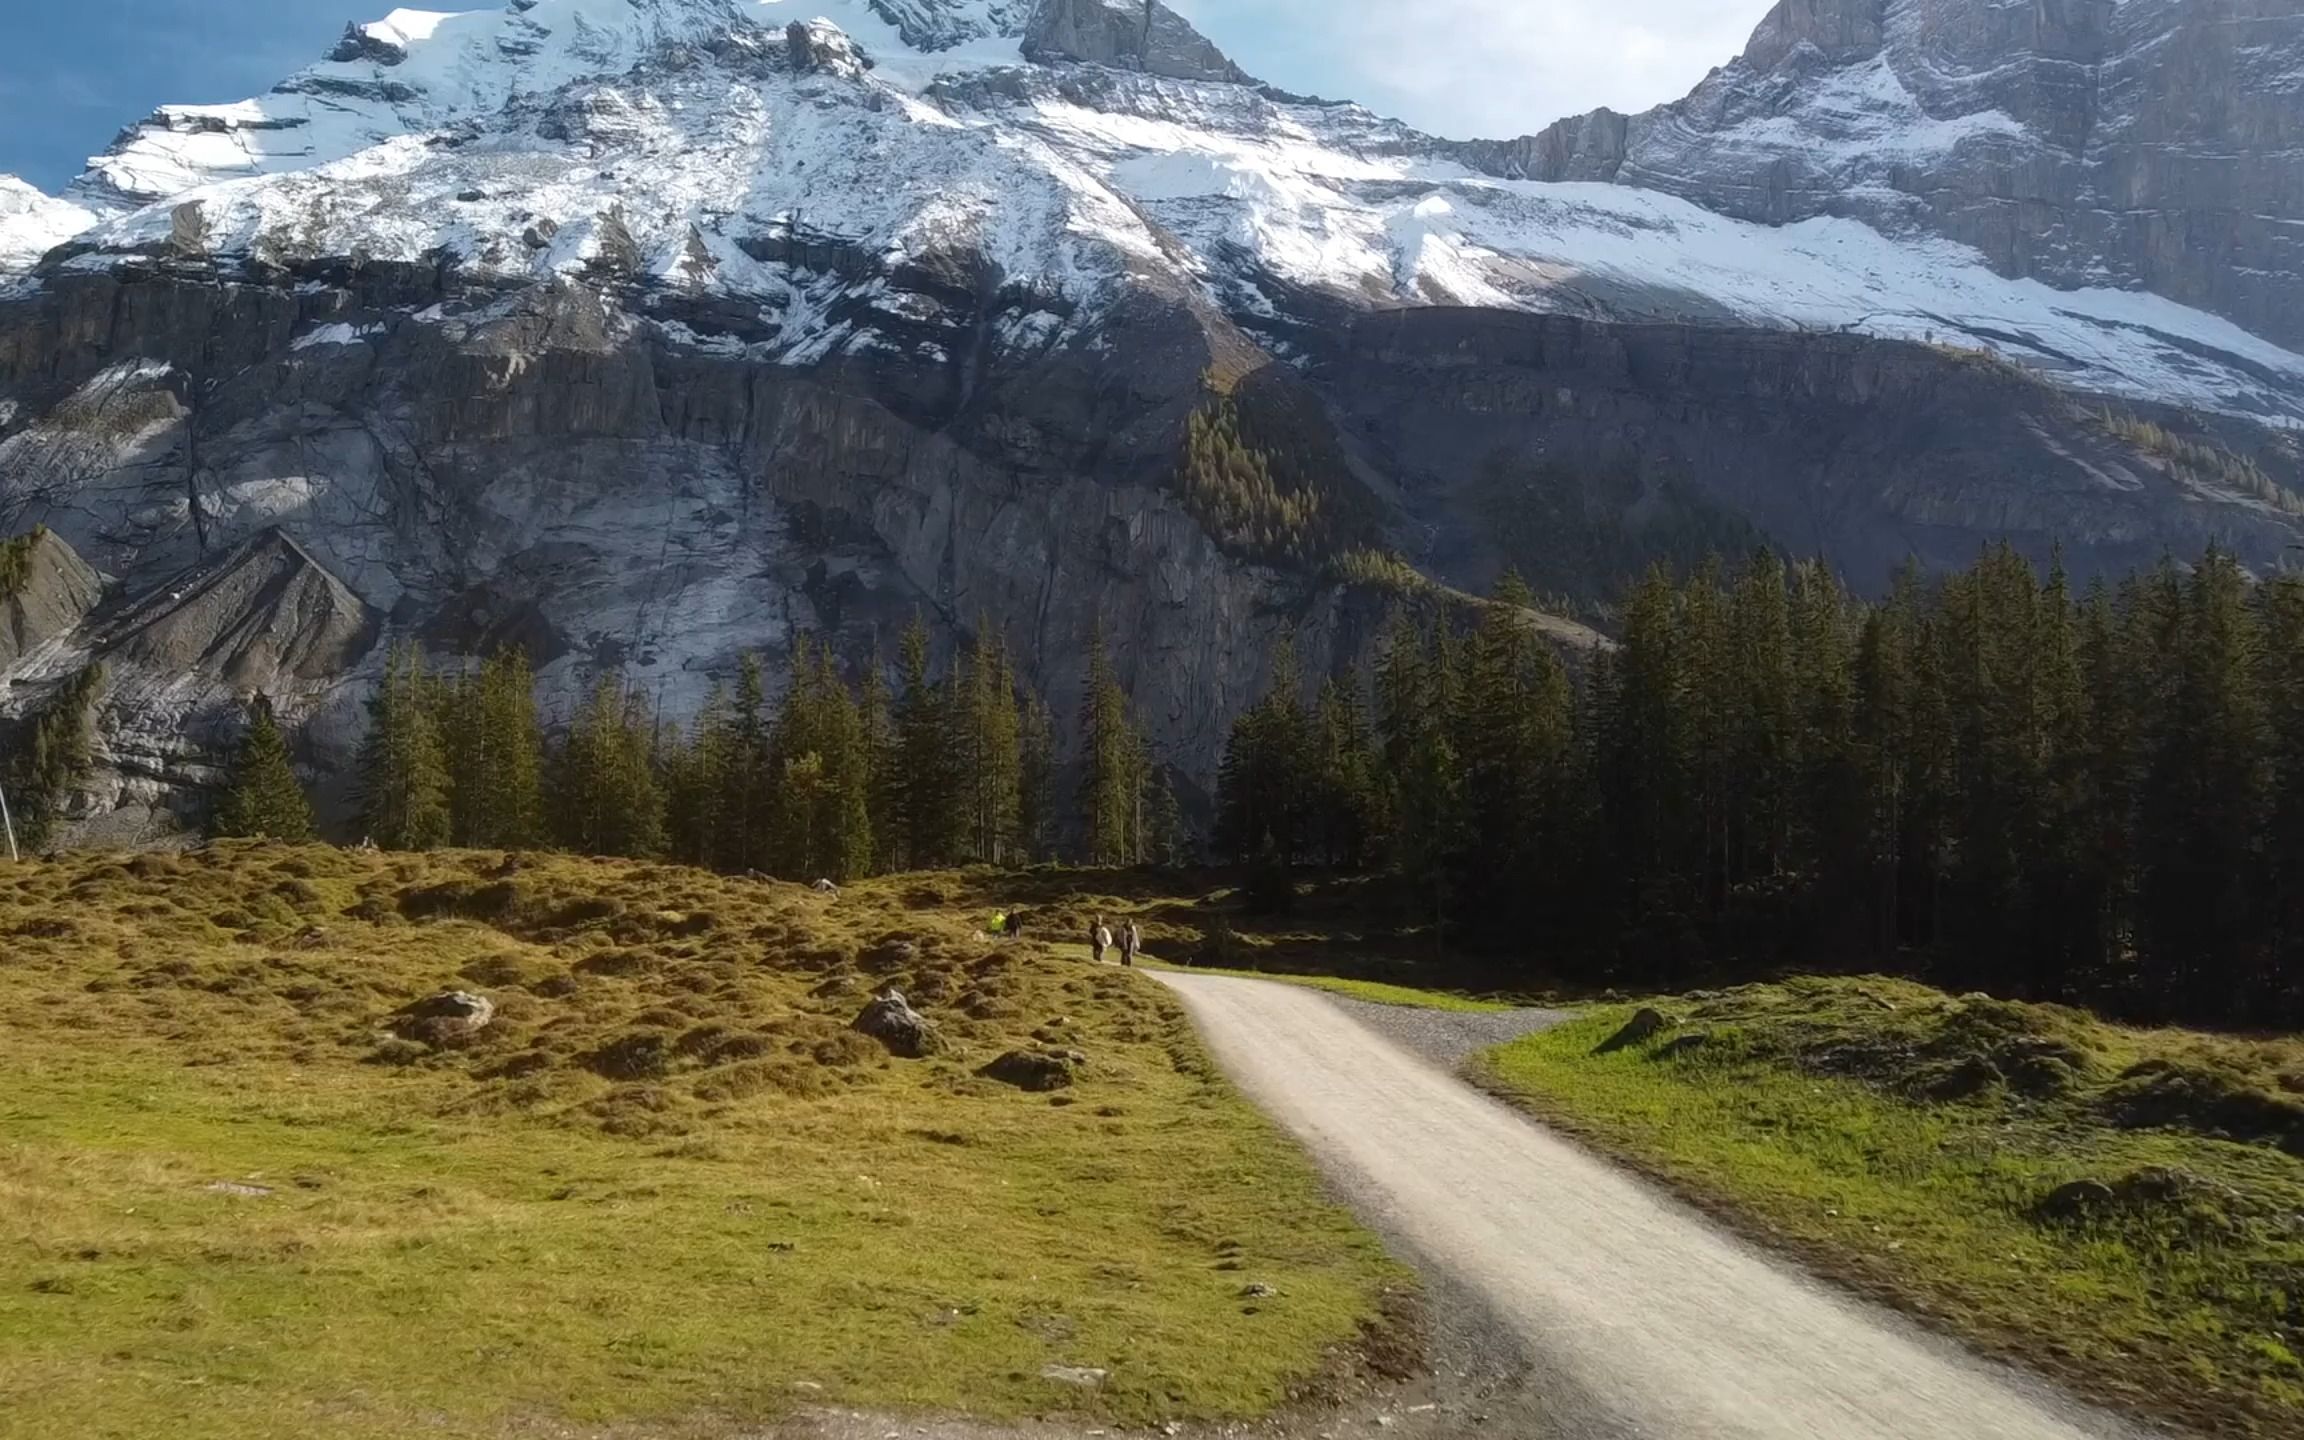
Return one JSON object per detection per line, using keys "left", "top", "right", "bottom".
{"left": 1, "top": 0, "right": 2300, "bottom": 842}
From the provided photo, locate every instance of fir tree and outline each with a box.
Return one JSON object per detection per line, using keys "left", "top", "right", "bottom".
{"left": 445, "top": 648, "right": 544, "bottom": 849}
{"left": 894, "top": 614, "right": 963, "bottom": 869}
{"left": 551, "top": 674, "right": 665, "bottom": 859}
{"left": 359, "top": 642, "right": 451, "bottom": 851}
{"left": 1080, "top": 621, "right": 1147, "bottom": 866}
{"left": 211, "top": 696, "right": 312, "bottom": 841}
{"left": 2, "top": 663, "right": 105, "bottom": 852}
{"left": 1017, "top": 689, "right": 1057, "bottom": 864}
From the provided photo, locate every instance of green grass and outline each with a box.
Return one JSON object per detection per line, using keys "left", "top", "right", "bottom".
{"left": 1477, "top": 977, "right": 2304, "bottom": 1438}
{"left": 0, "top": 846, "right": 1404, "bottom": 1440}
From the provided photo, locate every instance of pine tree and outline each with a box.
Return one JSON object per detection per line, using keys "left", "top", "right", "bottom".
{"left": 1309, "top": 677, "right": 1376, "bottom": 868}
{"left": 2, "top": 663, "right": 104, "bottom": 852}
{"left": 210, "top": 696, "right": 312, "bottom": 841}
{"left": 1215, "top": 636, "right": 1313, "bottom": 865}
{"left": 961, "top": 623, "right": 1024, "bottom": 864}
{"left": 663, "top": 684, "right": 731, "bottom": 867}
{"left": 359, "top": 642, "right": 451, "bottom": 851}
{"left": 2257, "top": 572, "right": 2304, "bottom": 1024}
{"left": 715, "top": 654, "right": 772, "bottom": 873}
{"left": 1017, "top": 689, "right": 1056, "bottom": 863}
{"left": 1080, "top": 621, "right": 1146, "bottom": 866}
{"left": 551, "top": 674, "right": 665, "bottom": 859}
{"left": 860, "top": 651, "right": 898, "bottom": 860}
{"left": 444, "top": 648, "right": 544, "bottom": 849}
{"left": 894, "top": 614, "right": 963, "bottom": 869}
{"left": 2134, "top": 548, "right": 2268, "bottom": 1020}
{"left": 1450, "top": 573, "right": 1573, "bottom": 941}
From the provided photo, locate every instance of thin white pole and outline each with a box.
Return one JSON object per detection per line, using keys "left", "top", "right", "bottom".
{"left": 0, "top": 779, "right": 16, "bottom": 863}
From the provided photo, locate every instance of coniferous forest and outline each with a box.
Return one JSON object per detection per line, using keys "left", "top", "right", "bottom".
{"left": 212, "top": 613, "right": 1169, "bottom": 882}
{"left": 193, "top": 542, "right": 2304, "bottom": 1031}
{"left": 1216, "top": 548, "right": 2304, "bottom": 1031}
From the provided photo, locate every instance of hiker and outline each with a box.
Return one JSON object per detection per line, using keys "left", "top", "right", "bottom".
{"left": 1122, "top": 920, "right": 1142, "bottom": 967}
{"left": 1091, "top": 917, "right": 1112, "bottom": 964}
{"left": 1007, "top": 907, "right": 1029, "bottom": 938}
{"left": 813, "top": 878, "right": 839, "bottom": 895}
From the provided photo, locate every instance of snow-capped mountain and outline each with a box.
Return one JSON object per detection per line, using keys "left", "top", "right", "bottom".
{"left": 1, "top": 0, "right": 2300, "bottom": 841}
{"left": 1479, "top": 0, "right": 2304, "bottom": 353}
{"left": 9, "top": 0, "right": 2300, "bottom": 421}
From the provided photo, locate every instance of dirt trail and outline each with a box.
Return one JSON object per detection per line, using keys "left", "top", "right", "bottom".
{"left": 1153, "top": 971, "right": 2147, "bottom": 1440}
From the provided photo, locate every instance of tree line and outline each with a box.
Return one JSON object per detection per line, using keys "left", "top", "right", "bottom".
{"left": 1216, "top": 549, "right": 2304, "bottom": 1030}
{"left": 214, "top": 616, "right": 1186, "bottom": 878}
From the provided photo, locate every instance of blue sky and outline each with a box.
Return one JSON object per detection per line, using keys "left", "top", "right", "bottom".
{"left": 0, "top": 1, "right": 1772, "bottom": 192}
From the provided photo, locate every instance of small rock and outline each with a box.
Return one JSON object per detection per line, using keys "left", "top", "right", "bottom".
{"left": 203, "top": 1181, "right": 273, "bottom": 1198}
{"left": 1594, "top": 1007, "right": 1671, "bottom": 1054}
{"left": 1240, "top": 1282, "right": 1279, "bottom": 1299}
{"left": 2036, "top": 1179, "right": 2116, "bottom": 1221}
{"left": 851, "top": 987, "right": 944, "bottom": 1058}
{"left": 390, "top": 989, "right": 495, "bottom": 1048}
{"left": 1041, "top": 1364, "right": 1108, "bottom": 1387}
{"left": 981, "top": 1048, "right": 1081, "bottom": 1092}
{"left": 789, "top": 1381, "right": 823, "bottom": 1394}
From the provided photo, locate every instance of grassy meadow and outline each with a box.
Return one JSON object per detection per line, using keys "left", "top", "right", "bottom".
{"left": 0, "top": 846, "right": 1403, "bottom": 1440}
{"left": 1479, "top": 976, "right": 2304, "bottom": 1437}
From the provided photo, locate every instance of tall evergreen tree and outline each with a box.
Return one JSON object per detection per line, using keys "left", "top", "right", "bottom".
{"left": 551, "top": 674, "right": 666, "bottom": 859}
{"left": 894, "top": 614, "right": 963, "bottom": 869}
{"left": 444, "top": 648, "right": 544, "bottom": 849}
{"left": 2, "top": 663, "right": 104, "bottom": 852}
{"left": 211, "top": 696, "right": 313, "bottom": 841}
{"left": 1017, "top": 689, "right": 1057, "bottom": 864}
{"left": 359, "top": 642, "right": 451, "bottom": 851}
{"left": 961, "top": 623, "right": 1024, "bottom": 865}
{"left": 2134, "top": 548, "right": 2268, "bottom": 1020}
{"left": 1080, "top": 621, "right": 1147, "bottom": 866}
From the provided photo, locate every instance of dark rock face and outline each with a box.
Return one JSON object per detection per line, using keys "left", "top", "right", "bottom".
{"left": 1302, "top": 307, "right": 2304, "bottom": 596}
{"left": 1464, "top": 0, "right": 2304, "bottom": 349}
{"left": 1023, "top": 0, "right": 1253, "bottom": 84}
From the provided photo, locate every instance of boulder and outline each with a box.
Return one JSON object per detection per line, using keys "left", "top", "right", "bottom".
{"left": 2036, "top": 1179, "right": 2116, "bottom": 1222}
{"left": 1594, "top": 1007, "right": 1671, "bottom": 1054}
{"left": 1655, "top": 1030, "right": 1711, "bottom": 1060}
{"left": 981, "top": 1048, "right": 1083, "bottom": 1092}
{"left": 390, "top": 989, "right": 496, "bottom": 1047}
{"left": 851, "top": 987, "right": 944, "bottom": 1058}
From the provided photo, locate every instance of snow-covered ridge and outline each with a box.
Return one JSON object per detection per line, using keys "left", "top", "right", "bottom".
{"left": 0, "top": 177, "right": 95, "bottom": 274}
{"left": 8, "top": 0, "right": 2302, "bottom": 424}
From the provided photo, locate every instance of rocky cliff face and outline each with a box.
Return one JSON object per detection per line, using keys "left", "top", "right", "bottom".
{"left": 1478, "top": 0, "right": 2304, "bottom": 351}
{"left": 0, "top": 0, "right": 2297, "bottom": 842}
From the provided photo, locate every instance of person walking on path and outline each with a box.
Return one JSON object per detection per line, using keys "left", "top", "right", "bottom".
{"left": 1090, "top": 917, "right": 1109, "bottom": 964}
{"left": 1121, "top": 920, "right": 1141, "bottom": 967}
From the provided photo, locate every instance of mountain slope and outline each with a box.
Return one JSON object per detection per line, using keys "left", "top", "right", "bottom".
{"left": 0, "top": 0, "right": 2299, "bottom": 840}
{"left": 1490, "top": 0, "right": 2304, "bottom": 352}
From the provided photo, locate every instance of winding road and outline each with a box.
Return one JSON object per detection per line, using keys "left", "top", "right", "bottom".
{"left": 1153, "top": 970, "right": 2143, "bottom": 1440}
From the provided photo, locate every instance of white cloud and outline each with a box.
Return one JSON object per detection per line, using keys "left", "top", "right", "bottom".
{"left": 1165, "top": 0, "right": 1776, "bottom": 139}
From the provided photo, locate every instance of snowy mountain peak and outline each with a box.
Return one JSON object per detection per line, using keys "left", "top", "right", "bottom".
{"left": 0, "top": 176, "right": 94, "bottom": 272}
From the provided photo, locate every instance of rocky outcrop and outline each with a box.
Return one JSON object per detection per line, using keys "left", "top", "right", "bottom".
{"left": 0, "top": 528, "right": 102, "bottom": 669}
{"left": 101, "top": 528, "right": 378, "bottom": 691}
{"left": 1023, "top": 0, "right": 1252, "bottom": 84}
{"left": 852, "top": 987, "right": 945, "bottom": 1057}
{"left": 1471, "top": 0, "right": 2304, "bottom": 349}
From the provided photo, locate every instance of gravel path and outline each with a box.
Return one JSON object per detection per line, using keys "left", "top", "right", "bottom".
{"left": 1322, "top": 995, "right": 1572, "bottom": 1069}
{"left": 1151, "top": 970, "right": 2148, "bottom": 1440}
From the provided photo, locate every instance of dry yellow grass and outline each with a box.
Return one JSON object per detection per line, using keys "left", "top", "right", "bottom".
{"left": 0, "top": 844, "right": 1402, "bottom": 1440}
